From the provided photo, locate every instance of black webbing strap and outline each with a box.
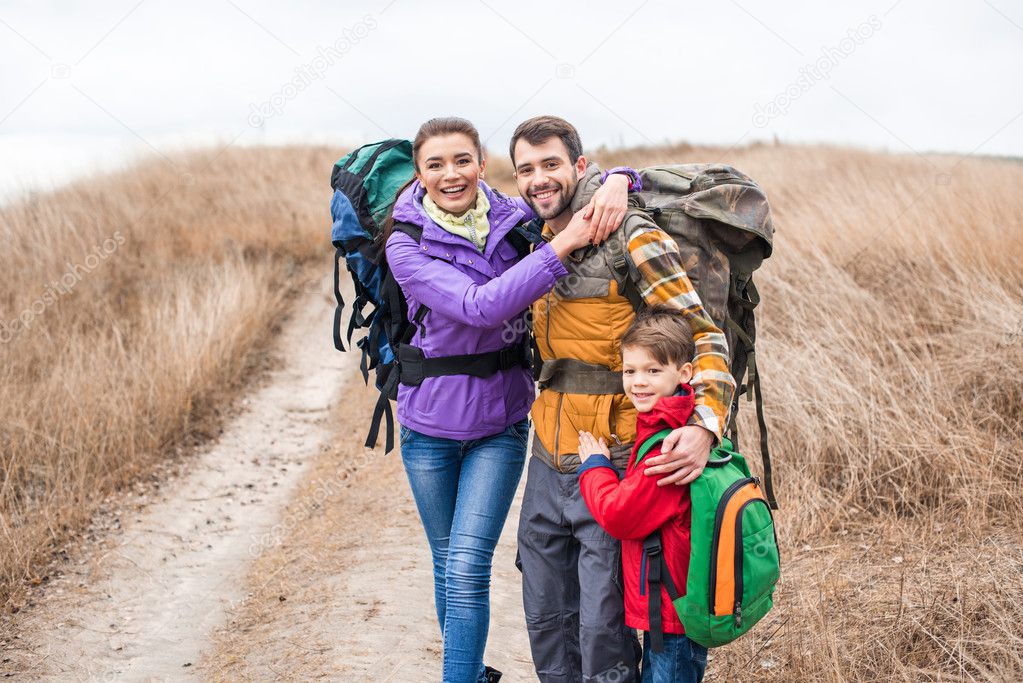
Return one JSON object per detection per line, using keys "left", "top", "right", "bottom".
{"left": 365, "top": 305, "right": 429, "bottom": 453}
{"left": 726, "top": 317, "right": 777, "bottom": 510}
{"left": 347, "top": 296, "right": 367, "bottom": 348}
{"left": 356, "top": 336, "right": 371, "bottom": 384}
{"left": 398, "top": 340, "right": 530, "bottom": 386}
{"left": 642, "top": 532, "right": 682, "bottom": 654}
{"left": 366, "top": 369, "right": 398, "bottom": 453}
{"left": 749, "top": 361, "right": 776, "bottom": 509}
{"left": 332, "top": 247, "right": 346, "bottom": 352}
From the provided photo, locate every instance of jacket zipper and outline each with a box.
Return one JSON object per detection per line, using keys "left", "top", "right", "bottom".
{"left": 707, "top": 477, "right": 755, "bottom": 614}
{"left": 640, "top": 552, "right": 648, "bottom": 596}
{"left": 553, "top": 392, "right": 564, "bottom": 471}
{"left": 732, "top": 493, "right": 772, "bottom": 628}
{"left": 544, "top": 290, "right": 552, "bottom": 353}
{"left": 545, "top": 290, "right": 563, "bottom": 470}
{"left": 608, "top": 400, "right": 617, "bottom": 443}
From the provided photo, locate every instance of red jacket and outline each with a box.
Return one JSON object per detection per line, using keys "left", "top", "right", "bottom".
{"left": 578, "top": 386, "right": 694, "bottom": 634}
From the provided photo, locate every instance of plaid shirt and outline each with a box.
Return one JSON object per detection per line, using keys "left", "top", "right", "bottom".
{"left": 626, "top": 225, "right": 736, "bottom": 441}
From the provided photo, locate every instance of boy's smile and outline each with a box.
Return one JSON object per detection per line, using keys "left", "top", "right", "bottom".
{"left": 622, "top": 346, "right": 694, "bottom": 412}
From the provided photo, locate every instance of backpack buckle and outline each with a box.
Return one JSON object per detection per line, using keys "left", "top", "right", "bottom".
{"left": 498, "top": 342, "right": 530, "bottom": 371}
{"left": 642, "top": 535, "right": 663, "bottom": 558}
{"left": 498, "top": 346, "right": 516, "bottom": 369}
{"left": 397, "top": 343, "right": 426, "bottom": 386}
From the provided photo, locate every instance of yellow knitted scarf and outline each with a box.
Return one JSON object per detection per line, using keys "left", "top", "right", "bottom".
{"left": 423, "top": 187, "right": 491, "bottom": 251}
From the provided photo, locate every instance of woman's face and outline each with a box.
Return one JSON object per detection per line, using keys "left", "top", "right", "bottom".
{"left": 415, "top": 133, "right": 485, "bottom": 215}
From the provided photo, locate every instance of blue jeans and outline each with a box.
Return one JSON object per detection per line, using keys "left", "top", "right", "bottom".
{"left": 640, "top": 632, "right": 707, "bottom": 683}
{"left": 400, "top": 418, "right": 529, "bottom": 683}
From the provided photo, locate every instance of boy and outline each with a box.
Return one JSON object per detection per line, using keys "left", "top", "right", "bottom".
{"left": 577, "top": 305, "right": 709, "bottom": 683}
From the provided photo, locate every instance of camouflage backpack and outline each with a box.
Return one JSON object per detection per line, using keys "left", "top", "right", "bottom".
{"left": 615, "top": 164, "right": 777, "bottom": 508}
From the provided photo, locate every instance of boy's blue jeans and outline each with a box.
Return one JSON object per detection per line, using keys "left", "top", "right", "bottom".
{"left": 640, "top": 632, "right": 708, "bottom": 683}
{"left": 399, "top": 419, "right": 529, "bottom": 683}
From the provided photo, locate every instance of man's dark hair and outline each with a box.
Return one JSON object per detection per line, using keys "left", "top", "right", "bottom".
{"left": 509, "top": 115, "right": 583, "bottom": 166}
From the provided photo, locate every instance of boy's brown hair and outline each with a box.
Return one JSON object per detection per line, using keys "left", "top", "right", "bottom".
{"left": 621, "top": 304, "right": 696, "bottom": 367}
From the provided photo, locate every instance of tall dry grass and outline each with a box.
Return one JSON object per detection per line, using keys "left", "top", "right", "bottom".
{"left": 0, "top": 145, "right": 338, "bottom": 610}
{"left": 3, "top": 139, "right": 1021, "bottom": 680}
{"left": 627, "top": 144, "right": 1023, "bottom": 681}
{"left": 491, "top": 143, "right": 1023, "bottom": 681}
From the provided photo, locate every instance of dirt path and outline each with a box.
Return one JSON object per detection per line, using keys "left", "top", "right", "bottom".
{"left": 201, "top": 418, "right": 535, "bottom": 681}
{"left": 4, "top": 276, "right": 536, "bottom": 681}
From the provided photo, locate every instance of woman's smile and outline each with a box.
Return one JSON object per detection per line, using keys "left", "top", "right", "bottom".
{"left": 415, "top": 132, "right": 485, "bottom": 215}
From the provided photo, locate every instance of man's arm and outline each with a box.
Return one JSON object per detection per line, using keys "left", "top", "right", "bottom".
{"left": 625, "top": 221, "right": 737, "bottom": 484}
{"left": 509, "top": 170, "right": 635, "bottom": 243}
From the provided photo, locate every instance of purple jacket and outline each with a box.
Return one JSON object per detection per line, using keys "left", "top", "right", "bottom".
{"left": 386, "top": 180, "right": 568, "bottom": 440}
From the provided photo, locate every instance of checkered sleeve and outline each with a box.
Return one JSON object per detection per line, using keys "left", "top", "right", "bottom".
{"left": 626, "top": 226, "right": 736, "bottom": 441}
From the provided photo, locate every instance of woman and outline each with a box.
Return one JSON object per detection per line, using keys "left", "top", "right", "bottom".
{"left": 384, "top": 117, "right": 631, "bottom": 682}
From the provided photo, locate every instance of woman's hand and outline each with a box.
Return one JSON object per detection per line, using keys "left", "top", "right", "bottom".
{"left": 584, "top": 174, "right": 629, "bottom": 245}
{"left": 549, "top": 208, "right": 594, "bottom": 259}
{"left": 578, "top": 430, "right": 611, "bottom": 459}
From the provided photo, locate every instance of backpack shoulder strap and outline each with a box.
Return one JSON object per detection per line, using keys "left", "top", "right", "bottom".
{"left": 642, "top": 531, "right": 682, "bottom": 654}
{"left": 634, "top": 428, "right": 673, "bottom": 467}
{"left": 391, "top": 220, "right": 423, "bottom": 243}
{"left": 507, "top": 220, "right": 545, "bottom": 258}
{"left": 606, "top": 218, "right": 645, "bottom": 312}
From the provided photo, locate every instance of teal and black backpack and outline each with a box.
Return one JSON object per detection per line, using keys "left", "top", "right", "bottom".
{"left": 330, "top": 139, "right": 416, "bottom": 451}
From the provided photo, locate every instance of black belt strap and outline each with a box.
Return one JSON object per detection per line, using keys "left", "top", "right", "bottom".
{"left": 643, "top": 532, "right": 682, "bottom": 654}
{"left": 398, "top": 341, "right": 531, "bottom": 386}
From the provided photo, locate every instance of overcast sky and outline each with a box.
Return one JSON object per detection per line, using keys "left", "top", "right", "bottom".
{"left": 2, "top": 0, "right": 1022, "bottom": 198}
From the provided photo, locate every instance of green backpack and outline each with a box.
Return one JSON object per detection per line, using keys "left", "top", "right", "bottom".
{"left": 636, "top": 433, "right": 780, "bottom": 649}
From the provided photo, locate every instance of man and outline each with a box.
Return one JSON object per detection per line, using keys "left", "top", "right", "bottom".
{"left": 511, "top": 116, "right": 736, "bottom": 682}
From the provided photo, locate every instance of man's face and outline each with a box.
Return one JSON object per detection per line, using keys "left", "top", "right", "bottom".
{"left": 512, "top": 137, "right": 587, "bottom": 221}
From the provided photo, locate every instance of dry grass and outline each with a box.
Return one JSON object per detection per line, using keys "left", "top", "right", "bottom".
{"left": 4, "top": 140, "right": 1021, "bottom": 681}
{"left": 490, "top": 143, "right": 1023, "bottom": 681}
{"left": 0, "top": 144, "right": 338, "bottom": 611}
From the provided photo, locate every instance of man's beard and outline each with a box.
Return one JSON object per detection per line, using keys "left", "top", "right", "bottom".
{"left": 525, "top": 176, "right": 578, "bottom": 221}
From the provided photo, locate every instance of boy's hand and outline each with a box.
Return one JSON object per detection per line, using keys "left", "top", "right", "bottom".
{"left": 641, "top": 425, "right": 714, "bottom": 486}
{"left": 578, "top": 430, "right": 611, "bottom": 458}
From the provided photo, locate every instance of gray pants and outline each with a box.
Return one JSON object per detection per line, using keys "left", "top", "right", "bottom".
{"left": 516, "top": 456, "right": 641, "bottom": 682}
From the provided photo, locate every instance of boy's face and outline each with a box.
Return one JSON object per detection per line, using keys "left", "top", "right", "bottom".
{"left": 622, "top": 346, "right": 693, "bottom": 413}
